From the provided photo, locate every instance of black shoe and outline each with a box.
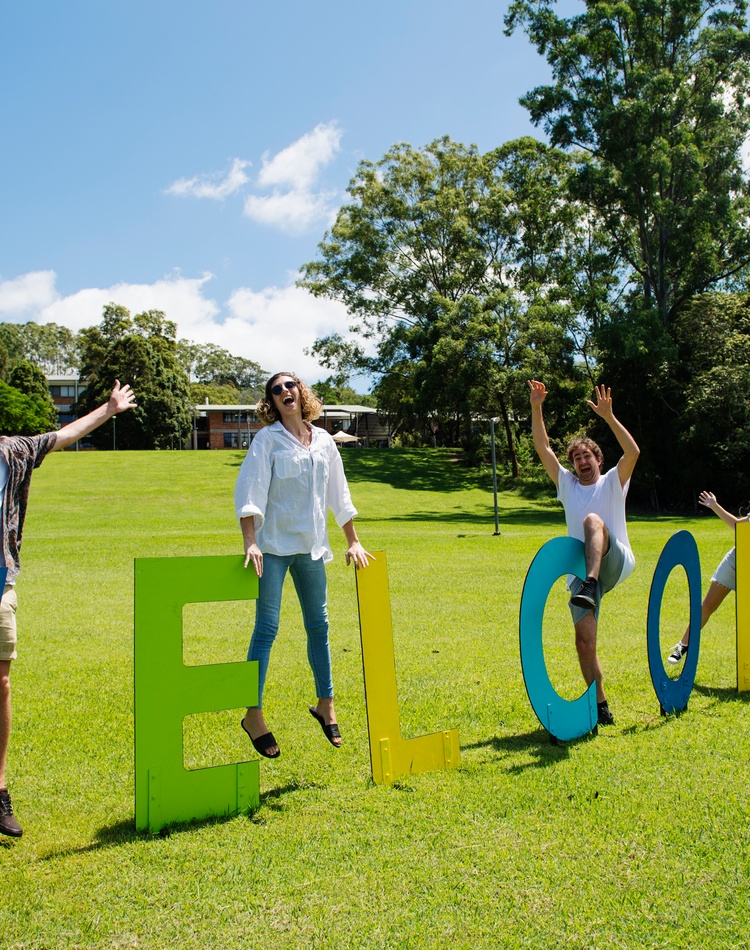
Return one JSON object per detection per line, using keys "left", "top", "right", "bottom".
{"left": 570, "top": 577, "right": 598, "bottom": 611}
{"left": 597, "top": 701, "right": 614, "bottom": 727}
{"left": 0, "top": 788, "right": 23, "bottom": 838}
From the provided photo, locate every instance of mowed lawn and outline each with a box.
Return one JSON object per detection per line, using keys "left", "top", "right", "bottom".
{"left": 2, "top": 448, "right": 749, "bottom": 950}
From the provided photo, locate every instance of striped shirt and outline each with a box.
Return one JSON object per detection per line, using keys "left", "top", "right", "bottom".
{"left": 0, "top": 433, "right": 57, "bottom": 582}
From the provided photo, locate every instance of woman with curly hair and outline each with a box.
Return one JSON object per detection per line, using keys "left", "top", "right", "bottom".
{"left": 234, "top": 372, "right": 372, "bottom": 758}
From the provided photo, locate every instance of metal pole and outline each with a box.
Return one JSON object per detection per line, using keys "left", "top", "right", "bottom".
{"left": 490, "top": 418, "right": 500, "bottom": 536}
{"left": 113, "top": 414, "right": 116, "bottom": 451}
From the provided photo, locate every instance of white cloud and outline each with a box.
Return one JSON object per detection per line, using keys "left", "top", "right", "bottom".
{"left": 243, "top": 189, "right": 338, "bottom": 235}
{"left": 257, "top": 122, "right": 342, "bottom": 191}
{"left": 0, "top": 270, "right": 352, "bottom": 383}
{"left": 164, "top": 124, "right": 343, "bottom": 234}
{"left": 222, "top": 282, "right": 351, "bottom": 380}
{"left": 242, "top": 122, "right": 343, "bottom": 234}
{"left": 165, "top": 158, "right": 251, "bottom": 200}
{"left": 0, "top": 271, "right": 59, "bottom": 315}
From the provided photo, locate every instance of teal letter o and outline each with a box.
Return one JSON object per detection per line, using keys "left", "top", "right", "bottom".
{"left": 519, "top": 537, "right": 598, "bottom": 741}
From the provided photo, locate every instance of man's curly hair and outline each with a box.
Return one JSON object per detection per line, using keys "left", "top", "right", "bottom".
{"left": 256, "top": 372, "right": 323, "bottom": 425}
{"left": 565, "top": 436, "right": 603, "bottom": 466}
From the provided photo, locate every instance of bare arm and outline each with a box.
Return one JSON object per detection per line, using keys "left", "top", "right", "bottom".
{"left": 240, "top": 516, "right": 264, "bottom": 576}
{"left": 698, "top": 491, "right": 748, "bottom": 528}
{"left": 52, "top": 381, "right": 136, "bottom": 452}
{"left": 342, "top": 519, "right": 374, "bottom": 569}
{"left": 527, "top": 380, "right": 560, "bottom": 487}
{"left": 588, "top": 385, "right": 640, "bottom": 487}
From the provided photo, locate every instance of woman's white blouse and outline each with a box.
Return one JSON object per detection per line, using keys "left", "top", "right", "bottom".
{"left": 234, "top": 421, "right": 358, "bottom": 563}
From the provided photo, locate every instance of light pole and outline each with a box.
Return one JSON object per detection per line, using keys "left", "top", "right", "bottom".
{"left": 489, "top": 417, "right": 501, "bottom": 536}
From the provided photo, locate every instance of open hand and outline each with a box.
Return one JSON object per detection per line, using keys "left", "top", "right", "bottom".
{"left": 109, "top": 380, "right": 137, "bottom": 414}
{"left": 244, "top": 543, "right": 264, "bottom": 577}
{"left": 587, "top": 384, "right": 613, "bottom": 420}
{"left": 346, "top": 542, "right": 374, "bottom": 570}
{"left": 528, "top": 379, "right": 548, "bottom": 406}
{"left": 698, "top": 491, "right": 718, "bottom": 510}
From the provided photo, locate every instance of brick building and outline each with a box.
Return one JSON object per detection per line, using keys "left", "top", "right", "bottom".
{"left": 192, "top": 403, "right": 383, "bottom": 450}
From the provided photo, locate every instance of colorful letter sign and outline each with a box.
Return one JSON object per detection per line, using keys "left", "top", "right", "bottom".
{"left": 737, "top": 521, "right": 750, "bottom": 692}
{"left": 646, "top": 530, "right": 701, "bottom": 715}
{"left": 519, "top": 537, "right": 598, "bottom": 741}
{"left": 134, "top": 556, "right": 260, "bottom": 833}
{"left": 355, "top": 552, "right": 460, "bottom": 784}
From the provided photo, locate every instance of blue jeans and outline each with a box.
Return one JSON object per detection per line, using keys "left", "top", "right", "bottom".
{"left": 248, "top": 553, "right": 332, "bottom": 707}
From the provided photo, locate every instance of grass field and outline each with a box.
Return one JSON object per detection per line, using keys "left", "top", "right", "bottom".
{"left": 2, "top": 447, "right": 749, "bottom": 949}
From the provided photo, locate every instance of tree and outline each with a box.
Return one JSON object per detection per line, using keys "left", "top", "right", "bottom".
{"left": 8, "top": 360, "right": 58, "bottom": 431}
{"left": 189, "top": 381, "right": 243, "bottom": 405}
{"left": 77, "top": 304, "right": 193, "bottom": 449}
{"left": 300, "top": 137, "right": 592, "bottom": 468}
{"left": 0, "top": 321, "right": 78, "bottom": 375}
{"left": 505, "top": 0, "right": 750, "bottom": 328}
{"left": 311, "top": 377, "right": 376, "bottom": 407}
{"left": 506, "top": 0, "right": 750, "bottom": 500}
{"left": 176, "top": 340, "right": 266, "bottom": 398}
{"left": 0, "top": 381, "right": 59, "bottom": 436}
{"left": 669, "top": 292, "right": 750, "bottom": 502}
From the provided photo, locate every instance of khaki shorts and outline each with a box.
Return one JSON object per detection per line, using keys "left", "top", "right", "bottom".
{"left": 0, "top": 585, "right": 17, "bottom": 662}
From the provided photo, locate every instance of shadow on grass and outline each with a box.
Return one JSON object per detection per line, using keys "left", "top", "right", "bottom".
{"left": 40, "top": 781, "right": 314, "bottom": 860}
{"left": 463, "top": 728, "right": 598, "bottom": 772}
{"left": 358, "top": 507, "right": 564, "bottom": 528}
{"left": 692, "top": 682, "right": 750, "bottom": 704}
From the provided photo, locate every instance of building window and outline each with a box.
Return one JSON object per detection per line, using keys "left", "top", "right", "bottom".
{"left": 49, "top": 385, "right": 78, "bottom": 398}
{"left": 223, "top": 432, "right": 253, "bottom": 449}
{"left": 58, "top": 412, "right": 76, "bottom": 425}
{"left": 222, "top": 411, "right": 257, "bottom": 424}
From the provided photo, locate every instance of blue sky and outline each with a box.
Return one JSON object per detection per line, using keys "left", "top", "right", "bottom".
{"left": 0, "top": 0, "right": 556, "bottom": 384}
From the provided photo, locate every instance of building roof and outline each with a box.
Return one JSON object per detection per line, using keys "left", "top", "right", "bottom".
{"left": 193, "top": 403, "right": 378, "bottom": 415}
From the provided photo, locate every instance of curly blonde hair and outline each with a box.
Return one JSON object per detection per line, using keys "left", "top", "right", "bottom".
{"left": 256, "top": 372, "right": 323, "bottom": 425}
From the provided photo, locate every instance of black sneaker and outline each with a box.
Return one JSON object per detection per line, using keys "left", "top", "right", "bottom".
{"left": 0, "top": 788, "right": 22, "bottom": 838}
{"left": 597, "top": 701, "right": 614, "bottom": 727}
{"left": 668, "top": 641, "right": 688, "bottom": 665}
{"left": 570, "top": 577, "right": 598, "bottom": 611}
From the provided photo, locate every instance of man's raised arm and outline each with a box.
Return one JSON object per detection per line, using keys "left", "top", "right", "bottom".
{"left": 587, "top": 385, "right": 639, "bottom": 487}
{"left": 528, "top": 379, "right": 560, "bottom": 487}
{"left": 52, "top": 380, "right": 137, "bottom": 452}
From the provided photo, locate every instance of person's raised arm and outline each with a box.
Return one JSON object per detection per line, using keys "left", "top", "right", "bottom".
{"left": 698, "top": 491, "right": 748, "bottom": 528}
{"left": 52, "top": 380, "right": 136, "bottom": 452}
{"left": 588, "top": 385, "right": 640, "bottom": 487}
{"left": 528, "top": 380, "right": 560, "bottom": 487}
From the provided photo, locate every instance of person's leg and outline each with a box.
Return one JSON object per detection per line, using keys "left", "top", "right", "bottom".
{"left": 583, "top": 513, "right": 610, "bottom": 580}
{"left": 570, "top": 515, "right": 611, "bottom": 610}
{"left": 0, "top": 586, "right": 22, "bottom": 835}
{"left": 289, "top": 555, "right": 341, "bottom": 745}
{"left": 681, "top": 582, "right": 732, "bottom": 647}
{"left": 574, "top": 611, "right": 606, "bottom": 703}
{"left": 0, "top": 586, "right": 18, "bottom": 790}
{"left": 669, "top": 547, "right": 735, "bottom": 662}
{"left": 0, "top": 660, "right": 10, "bottom": 790}
{"left": 242, "top": 555, "right": 288, "bottom": 751}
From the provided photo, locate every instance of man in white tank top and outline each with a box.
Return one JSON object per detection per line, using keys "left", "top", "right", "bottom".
{"left": 528, "top": 381, "right": 640, "bottom": 727}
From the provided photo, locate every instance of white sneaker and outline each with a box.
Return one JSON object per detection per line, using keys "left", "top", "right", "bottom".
{"left": 668, "top": 641, "right": 688, "bottom": 665}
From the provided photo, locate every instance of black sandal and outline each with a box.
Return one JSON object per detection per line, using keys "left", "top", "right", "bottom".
{"left": 241, "top": 719, "right": 280, "bottom": 758}
{"left": 309, "top": 707, "right": 342, "bottom": 747}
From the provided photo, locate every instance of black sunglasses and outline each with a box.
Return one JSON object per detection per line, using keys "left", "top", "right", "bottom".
{"left": 271, "top": 380, "right": 298, "bottom": 396}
